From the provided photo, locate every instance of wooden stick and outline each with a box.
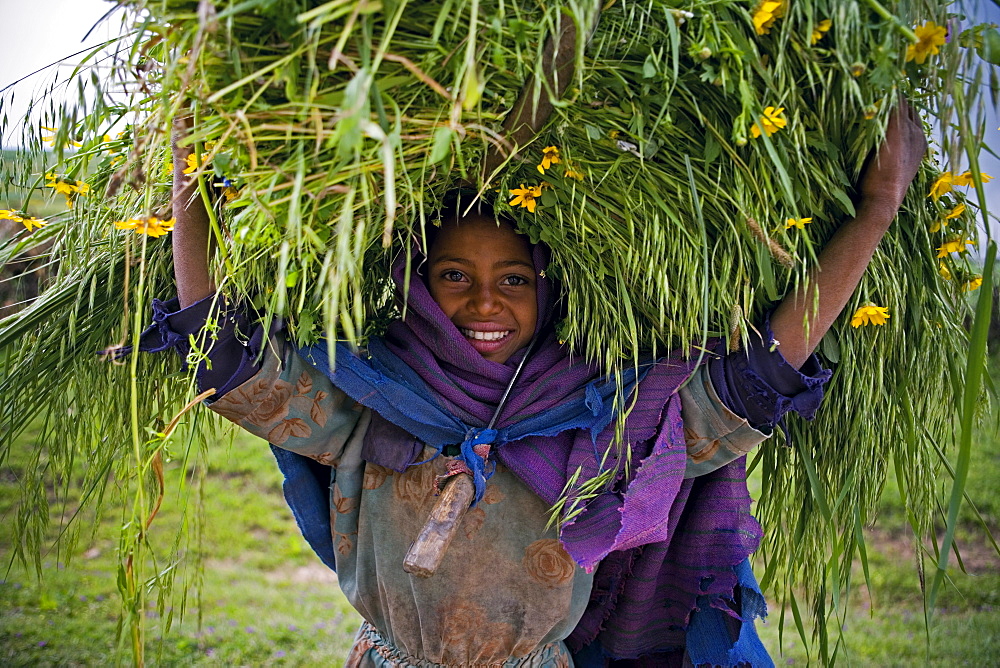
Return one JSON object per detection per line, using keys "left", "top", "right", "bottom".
{"left": 403, "top": 473, "right": 476, "bottom": 578}
{"left": 481, "top": 12, "right": 581, "bottom": 181}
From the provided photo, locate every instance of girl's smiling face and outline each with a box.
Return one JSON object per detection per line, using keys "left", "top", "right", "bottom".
{"left": 427, "top": 215, "right": 538, "bottom": 364}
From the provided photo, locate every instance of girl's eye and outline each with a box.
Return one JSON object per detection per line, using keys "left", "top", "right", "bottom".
{"left": 501, "top": 275, "right": 530, "bottom": 286}
{"left": 442, "top": 270, "right": 465, "bottom": 282}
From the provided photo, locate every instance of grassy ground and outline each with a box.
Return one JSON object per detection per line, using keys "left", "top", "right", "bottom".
{"left": 0, "top": 424, "right": 362, "bottom": 666}
{"left": 1, "top": 375, "right": 998, "bottom": 666}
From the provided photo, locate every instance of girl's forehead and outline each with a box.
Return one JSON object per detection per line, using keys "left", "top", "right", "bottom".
{"left": 430, "top": 216, "right": 532, "bottom": 260}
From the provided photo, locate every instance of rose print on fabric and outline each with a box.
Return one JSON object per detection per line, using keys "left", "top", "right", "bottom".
{"left": 334, "top": 529, "right": 357, "bottom": 556}
{"left": 482, "top": 483, "right": 505, "bottom": 505}
{"left": 289, "top": 371, "right": 329, "bottom": 427}
{"left": 462, "top": 507, "right": 485, "bottom": 540}
{"left": 246, "top": 378, "right": 294, "bottom": 425}
{"left": 438, "top": 601, "right": 517, "bottom": 664}
{"left": 333, "top": 485, "right": 359, "bottom": 515}
{"left": 684, "top": 426, "right": 721, "bottom": 462}
{"left": 363, "top": 463, "right": 391, "bottom": 490}
{"left": 393, "top": 462, "right": 436, "bottom": 507}
{"left": 306, "top": 451, "right": 337, "bottom": 466}
{"left": 267, "top": 417, "right": 311, "bottom": 445}
{"left": 522, "top": 539, "right": 575, "bottom": 587}
{"left": 209, "top": 376, "right": 273, "bottom": 423}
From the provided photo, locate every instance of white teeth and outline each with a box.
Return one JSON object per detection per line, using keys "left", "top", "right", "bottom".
{"left": 461, "top": 328, "right": 510, "bottom": 342}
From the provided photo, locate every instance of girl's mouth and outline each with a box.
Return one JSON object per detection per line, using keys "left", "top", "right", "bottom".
{"left": 459, "top": 327, "right": 515, "bottom": 357}
{"left": 459, "top": 328, "right": 511, "bottom": 341}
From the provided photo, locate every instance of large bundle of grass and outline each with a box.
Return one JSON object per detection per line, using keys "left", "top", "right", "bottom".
{"left": 1, "top": 0, "right": 997, "bottom": 661}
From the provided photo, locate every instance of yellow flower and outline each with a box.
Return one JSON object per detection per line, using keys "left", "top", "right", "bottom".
{"left": 936, "top": 239, "right": 974, "bottom": 258}
{"left": 906, "top": 21, "right": 947, "bottom": 65}
{"left": 931, "top": 203, "right": 965, "bottom": 233}
{"left": 938, "top": 263, "right": 952, "bottom": 280}
{"left": 811, "top": 19, "right": 832, "bottom": 44}
{"left": 963, "top": 276, "right": 983, "bottom": 291}
{"left": 182, "top": 153, "right": 203, "bottom": 175}
{"left": 563, "top": 161, "right": 585, "bottom": 181}
{"left": 537, "top": 146, "right": 561, "bottom": 174}
{"left": 21, "top": 216, "right": 47, "bottom": 232}
{"left": 45, "top": 172, "right": 76, "bottom": 196}
{"left": 509, "top": 184, "right": 542, "bottom": 213}
{"left": 45, "top": 173, "right": 90, "bottom": 207}
{"left": 223, "top": 186, "right": 240, "bottom": 201}
{"left": 928, "top": 172, "right": 953, "bottom": 200}
{"left": 945, "top": 203, "right": 966, "bottom": 219}
{"left": 752, "top": 0, "right": 785, "bottom": 35}
{"left": 851, "top": 304, "right": 891, "bottom": 327}
{"left": 114, "top": 216, "right": 176, "bottom": 238}
{"left": 785, "top": 217, "right": 813, "bottom": 230}
{"left": 2, "top": 209, "right": 47, "bottom": 231}
{"left": 40, "top": 127, "right": 81, "bottom": 148}
{"left": 952, "top": 171, "right": 993, "bottom": 187}
{"left": 750, "top": 106, "right": 787, "bottom": 138}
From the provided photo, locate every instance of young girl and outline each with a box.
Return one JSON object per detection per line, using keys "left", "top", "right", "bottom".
{"left": 139, "top": 102, "right": 925, "bottom": 666}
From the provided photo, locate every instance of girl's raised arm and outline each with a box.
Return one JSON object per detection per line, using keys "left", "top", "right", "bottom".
{"left": 171, "top": 115, "right": 215, "bottom": 308}
{"left": 769, "top": 100, "right": 928, "bottom": 369}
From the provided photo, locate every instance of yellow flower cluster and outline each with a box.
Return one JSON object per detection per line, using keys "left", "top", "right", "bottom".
{"left": 0, "top": 209, "right": 46, "bottom": 232}
{"left": 182, "top": 141, "right": 217, "bottom": 175}
{"left": 939, "top": 262, "right": 984, "bottom": 291}
{"left": 537, "top": 146, "right": 560, "bottom": 174}
{"left": 751, "top": 106, "right": 786, "bottom": 138}
{"left": 40, "top": 126, "right": 81, "bottom": 149}
{"left": 936, "top": 239, "right": 974, "bottom": 258}
{"left": 811, "top": 19, "right": 832, "bottom": 45}
{"left": 851, "top": 304, "right": 890, "bottom": 328}
{"left": 929, "top": 170, "right": 993, "bottom": 200}
{"left": 509, "top": 185, "right": 542, "bottom": 213}
{"left": 752, "top": 0, "right": 785, "bottom": 35}
{"left": 511, "top": 146, "right": 586, "bottom": 213}
{"left": 963, "top": 276, "right": 983, "bottom": 292}
{"left": 906, "top": 21, "right": 947, "bottom": 65}
{"left": 785, "top": 217, "right": 812, "bottom": 230}
{"left": 929, "top": 203, "right": 965, "bottom": 233}
{"left": 45, "top": 173, "right": 91, "bottom": 208}
{"left": 114, "top": 216, "right": 176, "bottom": 238}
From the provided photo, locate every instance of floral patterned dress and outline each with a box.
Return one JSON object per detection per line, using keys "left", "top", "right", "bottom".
{"left": 207, "top": 338, "right": 770, "bottom": 667}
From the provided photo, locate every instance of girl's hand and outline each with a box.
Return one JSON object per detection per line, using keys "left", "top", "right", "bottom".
{"left": 857, "top": 98, "right": 928, "bottom": 217}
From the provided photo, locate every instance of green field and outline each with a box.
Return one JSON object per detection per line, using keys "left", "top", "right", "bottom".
{"left": 1, "top": 366, "right": 998, "bottom": 666}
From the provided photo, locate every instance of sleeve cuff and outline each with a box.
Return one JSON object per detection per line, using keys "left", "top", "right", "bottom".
{"left": 116, "top": 293, "right": 270, "bottom": 401}
{"left": 709, "top": 317, "right": 832, "bottom": 431}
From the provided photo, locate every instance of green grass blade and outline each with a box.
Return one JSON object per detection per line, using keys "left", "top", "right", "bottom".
{"left": 927, "top": 240, "right": 996, "bottom": 613}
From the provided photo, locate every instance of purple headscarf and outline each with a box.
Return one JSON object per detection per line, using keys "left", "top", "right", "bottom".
{"left": 382, "top": 234, "right": 605, "bottom": 428}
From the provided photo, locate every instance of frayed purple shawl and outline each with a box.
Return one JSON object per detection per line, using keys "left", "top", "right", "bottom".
{"left": 355, "top": 247, "right": 762, "bottom": 659}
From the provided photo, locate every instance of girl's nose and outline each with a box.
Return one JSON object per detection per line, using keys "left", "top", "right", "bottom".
{"left": 468, "top": 282, "right": 502, "bottom": 315}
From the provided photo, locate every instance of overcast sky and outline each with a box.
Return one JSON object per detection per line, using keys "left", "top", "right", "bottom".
{"left": 0, "top": 0, "right": 997, "bottom": 237}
